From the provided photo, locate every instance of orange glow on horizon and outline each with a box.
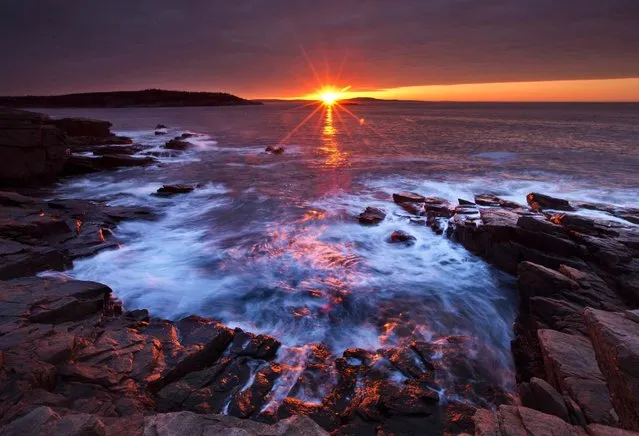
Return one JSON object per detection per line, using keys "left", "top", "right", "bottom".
{"left": 268, "top": 78, "right": 639, "bottom": 102}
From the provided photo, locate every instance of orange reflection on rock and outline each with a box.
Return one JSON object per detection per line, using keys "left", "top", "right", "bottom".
{"left": 319, "top": 106, "right": 349, "bottom": 169}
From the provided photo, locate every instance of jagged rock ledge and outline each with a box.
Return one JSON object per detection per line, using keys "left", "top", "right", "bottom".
{"left": 375, "top": 190, "right": 639, "bottom": 435}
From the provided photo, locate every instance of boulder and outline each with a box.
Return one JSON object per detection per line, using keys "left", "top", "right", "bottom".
{"left": 388, "top": 230, "right": 416, "bottom": 245}
{"left": 585, "top": 308, "right": 639, "bottom": 431}
{"left": 358, "top": 206, "right": 386, "bottom": 225}
{"left": 155, "top": 124, "right": 168, "bottom": 129}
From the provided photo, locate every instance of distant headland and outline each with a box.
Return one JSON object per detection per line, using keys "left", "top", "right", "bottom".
{"left": 0, "top": 89, "right": 262, "bottom": 108}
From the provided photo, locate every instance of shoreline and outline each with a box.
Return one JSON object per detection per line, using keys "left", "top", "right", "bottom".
{"left": 1, "top": 108, "right": 638, "bottom": 435}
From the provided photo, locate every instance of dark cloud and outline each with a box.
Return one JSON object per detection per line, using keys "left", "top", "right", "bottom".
{"left": 1, "top": 0, "right": 638, "bottom": 96}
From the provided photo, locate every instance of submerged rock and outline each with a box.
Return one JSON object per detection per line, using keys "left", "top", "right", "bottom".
{"left": 358, "top": 206, "right": 386, "bottom": 225}
{"left": 155, "top": 184, "right": 196, "bottom": 197}
{"left": 265, "top": 145, "right": 285, "bottom": 154}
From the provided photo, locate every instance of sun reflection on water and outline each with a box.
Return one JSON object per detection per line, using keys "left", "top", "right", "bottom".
{"left": 319, "top": 106, "right": 350, "bottom": 169}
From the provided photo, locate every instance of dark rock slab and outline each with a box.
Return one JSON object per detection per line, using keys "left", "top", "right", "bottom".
{"left": 585, "top": 308, "right": 639, "bottom": 431}
{"left": 393, "top": 192, "right": 425, "bottom": 203}
{"left": 537, "top": 329, "right": 617, "bottom": 426}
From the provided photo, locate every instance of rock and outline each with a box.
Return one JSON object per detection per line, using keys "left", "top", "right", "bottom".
{"left": 178, "top": 133, "right": 194, "bottom": 139}
{"left": 0, "top": 108, "right": 69, "bottom": 184}
{"left": 474, "top": 193, "right": 522, "bottom": 209}
{"left": 142, "top": 412, "right": 328, "bottom": 435}
{"left": 91, "top": 145, "right": 146, "bottom": 156}
{"left": 585, "top": 308, "right": 639, "bottom": 431}
{"left": 163, "top": 139, "right": 191, "bottom": 151}
{"left": 458, "top": 198, "right": 475, "bottom": 206}
{"left": 423, "top": 197, "right": 454, "bottom": 218}
{"left": 155, "top": 185, "right": 195, "bottom": 197}
{"left": 397, "top": 201, "right": 422, "bottom": 215}
{"left": 537, "top": 329, "right": 617, "bottom": 425}
{"left": 63, "top": 155, "right": 157, "bottom": 175}
{"left": 388, "top": 230, "right": 416, "bottom": 245}
{"left": 154, "top": 131, "right": 167, "bottom": 135}
{"left": 228, "top": 328, "right": 280, "bottom": 360}
{"left": 66, "top": 135, "right": 132, "bottom": 147}
{"left": 393, "top": 192, "right": 425, "bottom": 203}
{"left": 52, "top": 118, "right": 112, "bottom": 138}
{"left": 0, "top": 406, "right": 61, "bottom": 436}
{"left": 358, "top": 206, "right": 386, "bottom": 225}
{"left": 473, "top": 405, "right": 633, "bottom": 436}
{"left": 265, "top": 145, "right": 285, "bottom": 154}
{"left": 155, "top": 124, "right": 168, "bottom": 129}
{"left": 527, "top": 192, "right": 576, "bottom": 211}
{"left": 529, "top": 377, "right": 570, "bottom": 422}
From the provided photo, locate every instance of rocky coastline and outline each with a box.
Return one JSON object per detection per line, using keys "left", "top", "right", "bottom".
{"left": 1, "top": 108, "right": 638, "bottom": 435}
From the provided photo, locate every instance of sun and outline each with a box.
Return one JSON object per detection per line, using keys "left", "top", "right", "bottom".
{"left": 316, "top": 85, "right": 351, "bottom": 106}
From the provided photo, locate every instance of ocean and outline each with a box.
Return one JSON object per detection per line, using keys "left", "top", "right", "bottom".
{"left": 38, "top": 101, "right": 639, "bottom": 407}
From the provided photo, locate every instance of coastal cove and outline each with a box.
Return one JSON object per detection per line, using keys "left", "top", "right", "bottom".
{"left": 1, "top": 103, "right": 639, "bottom": 435}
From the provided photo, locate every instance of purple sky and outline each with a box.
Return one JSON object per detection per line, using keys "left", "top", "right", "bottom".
{"left": 1, "top": 0, "right": 638, "bottom": 97}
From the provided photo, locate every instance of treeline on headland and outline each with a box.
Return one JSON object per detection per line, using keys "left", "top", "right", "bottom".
{"left": 0, "top": 89, "right": 262, "bottom": 108}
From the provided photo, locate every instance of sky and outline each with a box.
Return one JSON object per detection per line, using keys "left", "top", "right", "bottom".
{"left": 1, "top": 0, "right": 638, "bottom": 101}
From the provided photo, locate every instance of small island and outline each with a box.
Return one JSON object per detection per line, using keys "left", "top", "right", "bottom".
{"left": 0, "top": 89, "right": 262, "bottom": 108}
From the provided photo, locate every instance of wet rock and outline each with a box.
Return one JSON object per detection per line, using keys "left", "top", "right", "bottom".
{"left": 163, "top": 139, "right": 191, "bottom": 150}
{"left": 585, "top": 308, "right": 639, "bottom": 431}
{"left": 91, "top": 145, "right": 145, "bottom": 156}
{"left": 398, "top": 201, "right": 422, "bottom": 215}
{"left": 66, "top": 135, "right": 132, "bottom": 147}
{"left": 147, "top": 325, "right": 234, "bottom": 393}
{"left": 155, "top": 184, "right": 196, "bottom": 197}
{"left": 458, "top": 198, "right": 475, "bottom": 206}
{"left": 474, "top": 193, "right": 523, "bottom": 209}
{"left": 179, "top": 133, "right": 194, "bottom": 139}
{"left": 265, "top": 145, "right": 285, "bottom": 154}
{"left": 155, "top": 124, "right": 168, "bottom": 129}
{"left": 537, "top": 329, "right": 617, "bottom": 425}
{"left": 423, "top": 197, "right": 454, "bottom": 218}
{"left": 63, "top": 155, "right": 156, "bottom": 175}
{"left": 155, "top": 131, "right": 167, "bottom": 135}
{"left": 277, "top": 398, "right": 340, "bottom": 431}
{"left": 229, "top": 328, "right": 280, "bottom": 360}
{"left": 358, "top": 206, "right": 386, "bottom": 225}
{"left": 388, "top": 230, "right": 416, "bottom": 245}
{"left": 393, "top": 192, "right": 425, "bottom": 203}
{"left": 527, "top": 192, "right": 576, "bottom": 211}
